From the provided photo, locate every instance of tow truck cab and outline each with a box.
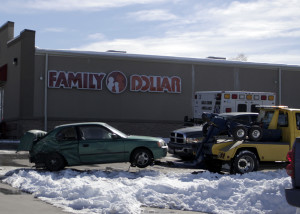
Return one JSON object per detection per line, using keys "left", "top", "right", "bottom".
{"left": 204, "top": 106, "right": 300, "bottom": 173}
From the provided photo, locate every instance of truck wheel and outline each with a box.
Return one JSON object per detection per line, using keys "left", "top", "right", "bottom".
{"left": 45, "top": 153, "right": 66, "bottom": 171}
{"left": 248, "top": 126, "right": 263, "bottom": 141}
{"left": 232, "top": 125, "right": 247, "bottom": 141}
{"left": 231, "top": 150, "right": 259, "bottom": 174}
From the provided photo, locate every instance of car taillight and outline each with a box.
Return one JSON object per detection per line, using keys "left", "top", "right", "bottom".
{"left": 286, "top": 149, "right": 295, "bottom": 178}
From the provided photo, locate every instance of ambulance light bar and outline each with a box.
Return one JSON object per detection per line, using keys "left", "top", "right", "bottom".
{"left": 223, "top": 93, "right": 275, "bottom": 101}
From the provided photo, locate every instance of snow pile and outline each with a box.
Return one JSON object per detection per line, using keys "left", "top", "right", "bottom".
{"left": 2, "top": 169, "right": 296, "bottom": 214}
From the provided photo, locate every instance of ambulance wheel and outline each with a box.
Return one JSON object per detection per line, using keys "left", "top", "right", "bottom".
{"left": 248, "top": 126, "right": 263, "bottom": 141}
{"left": 231, "top": 150, "right": 258, "bottom": 174}
{"left": 232, "top": 125, "right": 247, "bottom": 141}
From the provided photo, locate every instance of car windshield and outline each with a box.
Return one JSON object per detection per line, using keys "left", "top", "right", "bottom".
{"left": 104, "top": 124, "right": 128, "bottom": 138}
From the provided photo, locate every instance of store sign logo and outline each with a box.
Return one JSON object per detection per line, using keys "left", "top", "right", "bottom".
{"left": 130, "top": 75, "right": 181, "bottom": 93}
{"left": 106, "top": 71, "right": 127, "bottom": 94}
{"left": 48, "top": 70, "right": 106, "bottom": 90}
{"left": 48, "top": 70, "right": 182, "bottom": 94}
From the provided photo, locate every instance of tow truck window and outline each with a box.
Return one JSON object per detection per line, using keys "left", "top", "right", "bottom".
{"left": 258, "top": 111, "right": 274, "bottom": 128}
{"left": 278, "top": 112, "right": 288, "bottom": 127}
{"left": 296, "top": 113, "right": 300, "bottom": 130}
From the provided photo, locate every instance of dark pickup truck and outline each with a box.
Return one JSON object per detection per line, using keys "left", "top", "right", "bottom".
{"left": 285, "top": 137, "right": 300, "bottom": 208}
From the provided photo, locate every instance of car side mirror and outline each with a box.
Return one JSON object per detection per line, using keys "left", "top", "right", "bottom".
{"left": 111, "top": 133, "right": 119, "bottom": 139}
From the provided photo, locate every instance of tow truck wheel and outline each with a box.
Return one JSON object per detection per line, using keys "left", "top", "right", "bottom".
{"left": 232, "top": 125, "right": 247, "bottom": 141}
{"left": 231, "top": 150, "right": 259, "bottom": 174}
{"left": 248, "top": 125, "right": 263, "bottom": 141}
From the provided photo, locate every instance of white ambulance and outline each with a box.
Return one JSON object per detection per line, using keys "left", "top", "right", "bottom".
{"left": 192, "top": 91, "right": 276, "bottom": 122}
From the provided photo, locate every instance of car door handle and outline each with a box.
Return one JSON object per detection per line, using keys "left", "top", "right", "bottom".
{"left": 83, "top": 144, "right": 89, "bottom": 147}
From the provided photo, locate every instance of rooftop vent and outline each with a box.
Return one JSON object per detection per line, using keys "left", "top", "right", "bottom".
{"left": 106, "top": 50, "right": 127, "bottom": 53}
{"left": 207, "top": 56, "right": 226, "bottom": 60}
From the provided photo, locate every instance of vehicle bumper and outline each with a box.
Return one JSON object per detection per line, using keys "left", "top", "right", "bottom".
{"left": 153, "top": 146, "right": 168, "bottom": 159}
{"left": 168, "top": 142, "right": 198, "bottom": 157}
{"left": 285, "top": 188, "right": 300, "bottom": 207}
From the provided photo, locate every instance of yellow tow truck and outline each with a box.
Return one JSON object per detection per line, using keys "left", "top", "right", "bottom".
{"left": 202, "top": 106, "right": 300, "bottom": 173}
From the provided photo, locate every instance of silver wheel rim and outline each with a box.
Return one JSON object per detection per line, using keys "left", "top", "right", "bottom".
{"left": 237, "top": 129, "right": 245, "bottom": 138}
{"left": 237, "top": 155, "right": 254, "bottom": 173}
{"left": 252, "top": 130, "right": 261, "bottom": 138}
{"left": 137, "top": 152, "right": 149, "bottom": 165}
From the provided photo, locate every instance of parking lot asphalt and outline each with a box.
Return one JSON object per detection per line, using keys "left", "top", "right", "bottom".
{"left": 0, "top": 142, "right": 206, "bottom": 214}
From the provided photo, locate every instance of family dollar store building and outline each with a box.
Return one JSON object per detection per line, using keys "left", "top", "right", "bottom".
{"left": 1, "top": 21, "right": 300, "bottom": 139}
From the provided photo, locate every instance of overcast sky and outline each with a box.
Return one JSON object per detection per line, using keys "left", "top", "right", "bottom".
{"left": 1, "top": 0, "right": 300, "bottom": 65}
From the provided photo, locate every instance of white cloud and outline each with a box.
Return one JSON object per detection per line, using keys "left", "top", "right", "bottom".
{"left": 128, "top": 10, "right": 178, "bottom": 21}
{"left": 87, "top": 33, "right": 106, "bottom": 40}
{"left": 72, "top": 0, "right": 300, "bottom": 65}
{"left": 0, "top": 0, "right": 169, "bottom": 12}
{"left": 43, "top": 27, "right": 67, "bottom": 32}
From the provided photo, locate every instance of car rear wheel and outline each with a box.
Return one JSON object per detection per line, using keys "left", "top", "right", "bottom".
{"left": 231, "top": 150, "right": 258, "bottom": 174}
{"left": 45, "top": 153, "right": 66, "bottom": 171}
{"left": 131, "top": 149, "right": 153, "bottom": 168}
{"left": 232, "top": 125, "right": 247, "bottom": 141}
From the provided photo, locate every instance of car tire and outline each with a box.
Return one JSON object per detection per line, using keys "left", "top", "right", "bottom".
{"left": 232, "top": 125, "right": 247, "bottom": 141}
{"left": 131, "top": 149, "right": 153, "bottom": 168}
{"left": 231, "top": 150, "right": 259, "bottom": 174}
{"left": 45, "top": 152, "right": 66, "bottom": 171}
{"left": 202, "top": 123, "right": 209, "bottom": 136}
{"left": 248, "top": 125, "right": 263, "bottom": 141}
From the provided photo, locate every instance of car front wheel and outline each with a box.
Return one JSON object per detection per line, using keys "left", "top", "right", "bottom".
{"left": 131, "top": 149, "right": 153, "bottom": 168}
{"left": 45, "top": 152, "right": 66, "bottom": 171}
{"left": 232, "top": 125, "right": 247, "bottom": 141}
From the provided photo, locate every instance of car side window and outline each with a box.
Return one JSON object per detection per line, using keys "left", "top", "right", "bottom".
{"left": 79, "top": 126, "right": 112, "bottom": 140}
{"left": 278, "top": 112, "right": 288, "bottom": 127}
{"left": 250, "top": 115, "right": 257, "bottom": 123}
{"left": 56, "top": 127, "right": 77, "bottom": 141}
{"left": 233, "top": 115, "right": 249, "bottom": 124}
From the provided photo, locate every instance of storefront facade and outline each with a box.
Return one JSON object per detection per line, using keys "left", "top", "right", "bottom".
{"left": 1, "top": 21, "right": 300, "bottom": 138}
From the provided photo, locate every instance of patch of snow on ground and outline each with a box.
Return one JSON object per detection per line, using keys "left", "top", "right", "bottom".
{"left": 2, "top": 169, "right": 296, "bottom": 214}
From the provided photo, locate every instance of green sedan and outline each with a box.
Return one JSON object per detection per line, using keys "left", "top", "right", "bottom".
{"left": 17, "top": 122, "right": 168, "bottom": 171}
